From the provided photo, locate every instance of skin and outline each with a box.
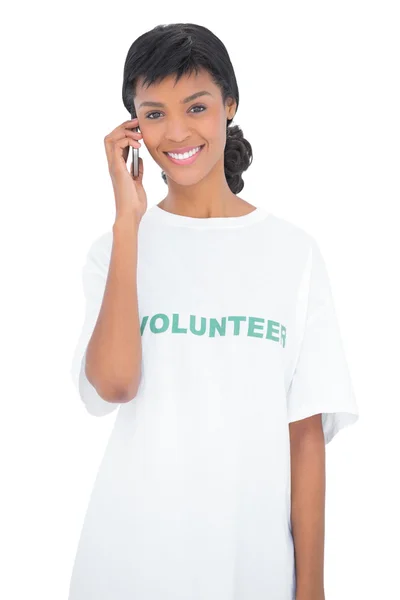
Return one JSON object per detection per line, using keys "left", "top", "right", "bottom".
{"left": 290, "top": 413, "right": 326, "bottom": 600}
{"left": 133, "top": 67, "right": 257, "bottom": 218}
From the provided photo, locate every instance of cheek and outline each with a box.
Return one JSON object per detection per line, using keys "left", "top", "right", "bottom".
{"left": 204, "top": 117, "right": 227, "bottom": 145}
{"left": 139, "top": 130, "right": 151, "bottom": 146}
{"left": 139, "top": 133, "right": 157, "bottom": 155}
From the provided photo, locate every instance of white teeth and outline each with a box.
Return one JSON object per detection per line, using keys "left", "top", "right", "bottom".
{"left": 167, "top": 146, "right": 201, "bottom": 160}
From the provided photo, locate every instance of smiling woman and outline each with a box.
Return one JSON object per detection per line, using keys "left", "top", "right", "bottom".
{"left": 121, "top": 23, "right": 253, "bottom": 196}
{"left": 69, "top": 21, "right": 358, "bottom": 600}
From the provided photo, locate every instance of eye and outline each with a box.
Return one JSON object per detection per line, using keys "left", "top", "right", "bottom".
{"left": 190, "top": 105, "right": 206, "bottom": 114}
{"left": 145, "top": 105, "right": 207, "bottom": 120}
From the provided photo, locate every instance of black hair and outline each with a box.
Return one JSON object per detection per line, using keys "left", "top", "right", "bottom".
{"left": 122, "top": 23, "right": 253, "bottom": 194}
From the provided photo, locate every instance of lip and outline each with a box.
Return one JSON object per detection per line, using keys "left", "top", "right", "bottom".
{"left": 164, "top": 144, "right": 205, "bottom": 166}
{"left": 164, "top": 144, "right": 204, "bottom": 154}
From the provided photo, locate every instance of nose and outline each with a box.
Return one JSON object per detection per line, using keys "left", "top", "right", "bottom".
{"left": 164, "top": 120, "right": 193, "bottom": 145}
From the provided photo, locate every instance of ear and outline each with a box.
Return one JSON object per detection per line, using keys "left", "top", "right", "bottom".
{"left": 226, "top": 97, "right": 237, "bottom": 121}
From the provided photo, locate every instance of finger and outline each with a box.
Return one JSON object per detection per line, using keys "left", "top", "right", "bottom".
{"left": 115, "top": 137, "right": 141, "bottom": 152}
{"left": 105, "top": 127, "right": 142, "bottom": 143}
{"left": 125, "top": 136, "right": 141, "bottom": 148}
{"left": 124, "top": 130, "right": 143, "bottom": 140}
{"left": 110, "top": 137, "right": 140, "bottom": 164}
{"left": 105, "top": 132, "right": 142, "bottom": 148}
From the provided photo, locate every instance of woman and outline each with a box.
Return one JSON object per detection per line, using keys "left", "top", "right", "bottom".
{"left": 69, "top": 23, "right": 359, "bottom": 600}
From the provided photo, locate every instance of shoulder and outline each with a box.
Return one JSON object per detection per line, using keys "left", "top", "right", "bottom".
{"left": 266, "top": 212, "right": 317, "bottom": 254}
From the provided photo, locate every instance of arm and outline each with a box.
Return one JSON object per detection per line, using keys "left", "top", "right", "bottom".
{"left": 289, "top": 413, "right": 326, "bottom": 600}
{"left": 85, "top": 215, "right": 143, "bottom": 403}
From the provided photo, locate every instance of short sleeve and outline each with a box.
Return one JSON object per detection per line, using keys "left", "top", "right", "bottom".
{"left": 287, "top": 236, "right": 359, "bottom": 444}
{"left": 70, "top": 232, "right": 120, "bottom": 417}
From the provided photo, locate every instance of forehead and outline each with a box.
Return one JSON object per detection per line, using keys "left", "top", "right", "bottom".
{"left": 135, "top": 68, "right": 217, "bottom": 102}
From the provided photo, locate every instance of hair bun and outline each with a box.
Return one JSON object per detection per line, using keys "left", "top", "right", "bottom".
{"left": 224, "top": 124, "right": 253, "bottom": 193}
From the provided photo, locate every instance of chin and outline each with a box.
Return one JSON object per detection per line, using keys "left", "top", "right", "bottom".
{"left": 165, "top": 173, "right": 205, "bottom": 187}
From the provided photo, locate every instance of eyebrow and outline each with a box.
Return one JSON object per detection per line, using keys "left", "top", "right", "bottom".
{"left": 138, "top": 90, "right": 213, "bottom": 109}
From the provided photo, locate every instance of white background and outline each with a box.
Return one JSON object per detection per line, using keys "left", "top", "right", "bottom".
{"left": 1, "top": 1, "right": 398, "bottom": 599}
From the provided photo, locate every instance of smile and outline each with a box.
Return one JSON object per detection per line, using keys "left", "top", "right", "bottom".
{"left": 164, "top": 145, "right": 205, "bottom": 165}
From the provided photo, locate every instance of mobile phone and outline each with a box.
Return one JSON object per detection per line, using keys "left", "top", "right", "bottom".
{"left": 131, "top": 111, "right": 140, "bottom": 177}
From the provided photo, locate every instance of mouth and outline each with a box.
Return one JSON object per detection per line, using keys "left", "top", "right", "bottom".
{"left": 163, "top": 144, "right": 205, "bottom": 166}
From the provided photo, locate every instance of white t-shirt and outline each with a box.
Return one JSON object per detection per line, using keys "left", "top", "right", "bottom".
{"left": 69, "top": 204, "right": 359, "bottom": 600}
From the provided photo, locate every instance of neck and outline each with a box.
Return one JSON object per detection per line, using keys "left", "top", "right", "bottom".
{"left": 160, "top": 157, "right": 252, "bottom": 218}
